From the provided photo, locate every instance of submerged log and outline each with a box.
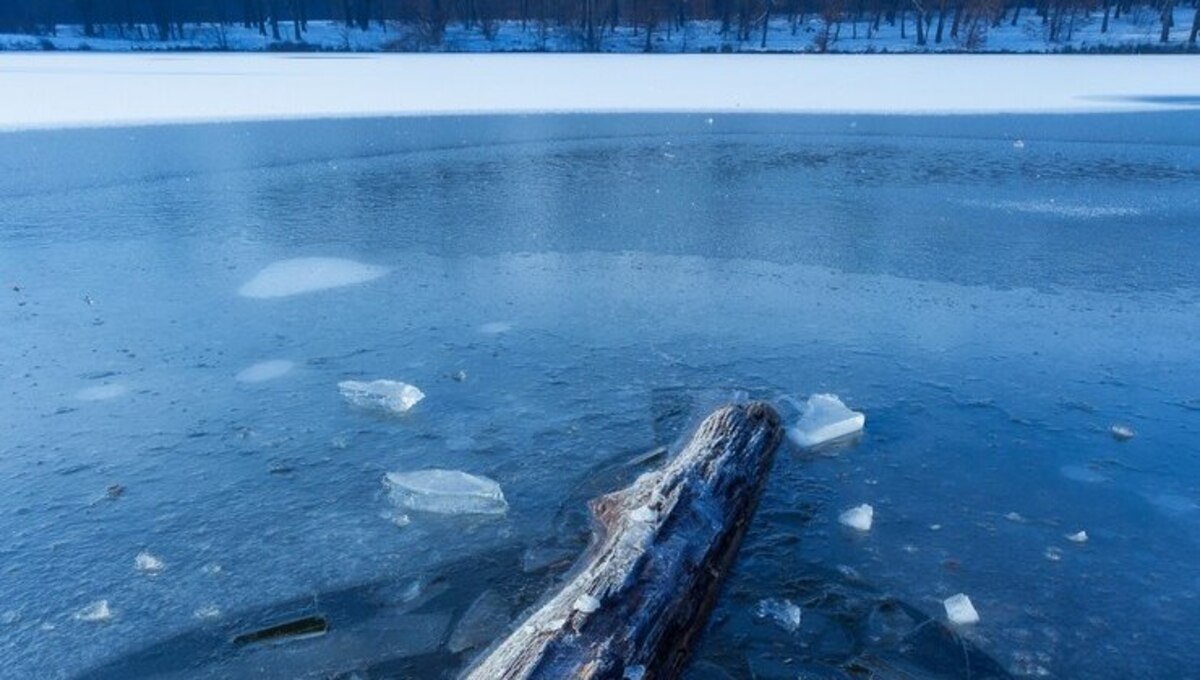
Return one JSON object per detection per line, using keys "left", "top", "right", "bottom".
{"left": 464, "top": 401, "right": 784, "bottom": 680}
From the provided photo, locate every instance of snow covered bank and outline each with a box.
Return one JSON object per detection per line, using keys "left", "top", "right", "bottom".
{"left": 0, "top": 53, "right": 1197, "bottom": 131}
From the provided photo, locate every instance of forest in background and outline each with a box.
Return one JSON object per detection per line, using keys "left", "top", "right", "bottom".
{"left": 2, "top": 0, "right": 1198, "bottom": 50}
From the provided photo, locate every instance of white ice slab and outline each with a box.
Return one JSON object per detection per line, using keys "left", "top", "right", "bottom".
{"left": 235, "top": 359, "right": 295, "bottom": 383}
{"left": 339, "top": 379, "right": 425, "bottom": 414}
{"left": 839, "top": 503, "right": 874, "bottom": 532}
{"left": 383, "top": 469, "right": 508, "bottom": 515}
{"left": 74, "top": 600, "right": 112, "bottom": 622}
{"left": 943, "top": 593, "right": 980, "bottom": 625}
{"left": 134, "top": 551, "right": 164, "bottom": 573}
{"left": 238, "top": 257, "right": 387, "bottom": 299}
{"left": 787, "top": 394, "right": 865, "bottom": 448}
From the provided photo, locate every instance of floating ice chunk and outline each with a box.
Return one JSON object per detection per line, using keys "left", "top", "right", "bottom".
{"left": 75, "top": 600, "right": 112, "bottom": 623}
{"left": 134, "top": 551, "right": 164, "bottom": 573}
{"left": 1110, "top": 424, "right": 1135, "bottom": 441}
{"left": 237, "top": 257, "right": 387, "bottom": 299}
{"left": 1012, "top": 139, "right": 1026, "bottom": 149}
{"left": 1066, "top": 530, "right": 1088, "bottom": 543}
{"left": 339, "top": 379, "right": 425, "bottom": 414}
{"left": 75, "top": 384, "right": 128, "bottom": 401}
{"left": 942, "top": 594, "right": 979, "bottom": 625}
{"left": 573, "top": 594, "right": 601, "bottom": 614}
{"left": 478, "top": 321, "right": 513, "bottom": 335}
{"left": 384, "top": 469, "right": 508, "bottom": 515}
{"left": 1005, "top": 512, "right": 1027, "bottom": 523}
{"left": 787, "top": 394, "right": 865, "bottom": 448}
{"left": 379, "top": 510, "right": 411, "bottom": 527}
{"left": 754, "top": 598, "right": 803, "bottom": 633}
{"left": 1044, "top": 547, "right": 1063, "bottom": 561}
{"left": 236, "top": 360, "right": 294, "bottom": 383}
{"left": 839, "top": 504, "right": 874, "bottom": 532}
{"left": 624, "top": 665, "right": 647, "bottom": 680}
{"left": 449, "top": 590, "right": 510, "bottom": 653}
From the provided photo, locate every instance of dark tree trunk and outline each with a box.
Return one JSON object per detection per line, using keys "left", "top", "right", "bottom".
{"left": 1102, "top": 0, "right": 1111, "bottom": 32}
{"left": 1161, "top": 0, "right": 1176, "bottom": 42}
{"left": 935, "top": 0, "right": 946, "bottom": 42}
{"left": 1191, "top": 6, "right": 1200, "bottom": 44}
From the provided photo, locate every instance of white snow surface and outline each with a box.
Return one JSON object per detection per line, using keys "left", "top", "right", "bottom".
{"left": 0, "top": 54, "right": 1197, "bottom": 132}
{"left": 238, "top": 257, "right": 388, "bottom": 298}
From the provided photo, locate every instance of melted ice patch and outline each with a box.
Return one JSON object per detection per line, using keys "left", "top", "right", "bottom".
{"left": 75, "top": 384, "right": 128, "bottom": 401}
{"left": 236, "top": 359, "right": 295, "bottom": 383}
{"left": 237, "top": 257, "right": 387, "bottom": 299}
{"left": 960, "top": 198, "right": 1140, "bottom": 219}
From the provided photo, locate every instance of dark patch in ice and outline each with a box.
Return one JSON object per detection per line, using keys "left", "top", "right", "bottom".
{"left": 233, "top": 615, "right": 328, "bottom": 647}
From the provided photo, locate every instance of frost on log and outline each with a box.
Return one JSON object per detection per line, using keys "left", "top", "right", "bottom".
{"left": 464, "top": 401, "right": 784, "bottom": 680}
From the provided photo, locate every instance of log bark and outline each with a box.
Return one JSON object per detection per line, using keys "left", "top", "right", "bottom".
{"left": 463, "top": 401, "right": 784, "bottom": 680}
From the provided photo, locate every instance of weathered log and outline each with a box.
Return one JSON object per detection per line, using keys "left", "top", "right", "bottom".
{"left": 463, "top": 401, "right": 784, "bottom": 680}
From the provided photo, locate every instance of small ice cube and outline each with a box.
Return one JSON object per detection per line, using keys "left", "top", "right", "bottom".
{"left": 573, "top": 594, "right": 601, "bottom": 614}
{"left": 237, "top": 257, "right": 387, "bottom": 299}
{"left": 942, "top": 593, "right": 979, "bottom": 625}
{"left": 787, "top": 394, "right": 865, "bottom": 448}
{"left": 630, "top": 506, "right": 658, "bottom": 523}
{"left": 193, "top": 605, "right": 222, "bottom": 620}
{"left": 754, "top": 598, "right": 803, "bottom": 633}
{"left": 839, "top": 504, "right": 874, "bottom": 532}
{"left": 1013, "top": 139, "right": 1026, "bottom": 149}
{"left": 134, "top": 551, "right": 164, "bottom": 573}
{"left": 1110, "top": 425, "right": 1135, "bottom": 441}
{"left": 75, "top": 600, "right": 112, "bottom": 623}
{"left": 1005, "top": 512, "right": 1026, "bottom": 523}
{"left": 384, "top": 469, "right": 508, "bottom": 515}
{"left": 624, "top": 666, "right": 647, "bottom": 680}
{"left": 236, "top": 360, "right": 294, "bottom": 383}
{"left": 1067, "top": 530, "right": 1088, "bottom": 543}
{"left": 339, "top": 380, "right": 425, "bottom": 414}
{"left": 1045, "top": 547, "right": 1063, "bottom": 561}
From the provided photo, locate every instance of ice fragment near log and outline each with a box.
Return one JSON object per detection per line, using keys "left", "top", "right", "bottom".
{"left": 383, "top": 469, "right": 508, "bottom": 515}
{"left": 943, "top": 593, "right": 980, "bottom": 625}
{"left": 339, "top": 379, "right": 425, "bottom": 414}
{"left": 839, "top": 503, "right": 874, "bottom": 531}
{"left": 754, "top": 598, "right": 803, "bottom": 633}
{"left": 237, "top": 257, "right": 387, "bottom": 298}
{"left": 786, "top": 394, "right": 865, "bottom": 448}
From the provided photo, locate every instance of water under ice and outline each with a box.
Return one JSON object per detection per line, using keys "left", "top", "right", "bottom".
{"left": 383, "top": 469, "right": 509, "bottom": 515}
{"left": 236, "top": 257, "right": 388, "bottom": 299}
{"left": 786, "top": 394, "right": 865, "bottom": 448}
{"left": 338, "top": 379, "right": 425, "bottom": 414}
{"left": 943, "top": 593, "right": 981, "bottom": 625}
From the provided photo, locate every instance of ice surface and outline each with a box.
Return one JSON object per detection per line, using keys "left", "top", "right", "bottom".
{"left": 134, "top": 552, "right": 164, "bottom": 573}
{"left": 339, "top": 380, "right": 425, "bottom": 414}
{"left": 943, "top": 594, "right": 980, "bottom": 625}
{"left": 383, "top": 469, "right": 508, "bottom": 515}
{"left": 236, "top": 359, "right": 295, "bottom": 383}
{"left": 74, "top": 600, "right": 112, "bottom": 622}
{"left": 839, "top": 504, "right": 874, "bottom": 532}
{"left": 1067, "top": 530, "right": 1089, "bottom": 543}
{"left": 631, "top": 506, "right": 658, "bottom": 523}
{"left": 448, "top": 590, "right": 509, "bottom": 653}
{"left": 74, "top": 384, "right": 128, "bottom": 401}
{"left": 237, "top": 257, "right": 387, "bottom": 299}
{"left": 787, "top": 394, "right": 865, "bottom": 448}
{"left": 193, "top": 605, "right": 221, "bottom": 619}
{"left": 754, "top": 598, "right": 803, "bottom": 633}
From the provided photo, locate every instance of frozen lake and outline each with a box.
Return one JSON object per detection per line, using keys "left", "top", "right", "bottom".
{"left": 2, "top": 111, "right": 1199, "bottom": 678}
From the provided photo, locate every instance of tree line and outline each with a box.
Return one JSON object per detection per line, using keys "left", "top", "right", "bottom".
{"left": 2, "top": 0, "right": 1198, "bottom": 48}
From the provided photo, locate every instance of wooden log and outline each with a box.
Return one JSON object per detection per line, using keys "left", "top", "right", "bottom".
{"left": 463, "top": 401, "right": 784, "bottom": 680}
